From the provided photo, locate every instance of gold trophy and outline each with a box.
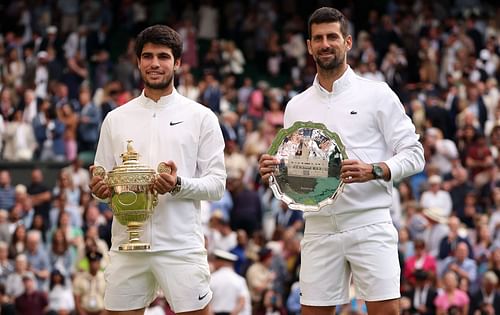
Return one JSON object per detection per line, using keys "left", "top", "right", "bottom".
{"left": 92, "top": 140, "right": 171, "bottom": 251}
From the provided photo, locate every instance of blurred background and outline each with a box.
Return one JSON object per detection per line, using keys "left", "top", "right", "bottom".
{"left": 0, "top": 0, "right": 500, "bottom": 314}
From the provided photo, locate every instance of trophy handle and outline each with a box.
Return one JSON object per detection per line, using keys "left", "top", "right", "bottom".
{"left": 157, "top": 162, "right": 172, "bottom": 175}
{"left": 92, "top": 165, "right": 107, "bottom": 180}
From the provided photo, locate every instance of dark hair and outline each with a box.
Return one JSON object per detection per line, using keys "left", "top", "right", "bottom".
{"left": 308, "top": 7, "right": 349, "bottom": 39}
{"left": 135, "top": 25, "right": 183, "bottom": 60}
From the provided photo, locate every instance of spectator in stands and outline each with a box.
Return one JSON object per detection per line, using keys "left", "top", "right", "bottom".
{"left": 73, "top": 251, "right": 105, "bottom": 315}
{"left": 8, "top": 224, "right": 27, "bottom": 260}
{"left": 438, "top": 215, "right": 474, "bottom": 260}
{"left": 76, "top": 85, "right": 101, "bottom": 153}
{"left": 57, "top": 102, "right": 78, "bottom": 161}
{"left": 440, "top": 241, "right": 477, "bottom": 286}
{"left": 404, "top": 269, "right": 437, "bottom": 315}
{"left": 469, "top": 270, "right": 500, "bottom": 315}
{"left": 46, "top": 269, "right": 75, "bottom": 315}
{"left": 27, "top": 168, "right": 52, "bottom": 231}
{"left": 404, "top": 239, "right": 437, "bottom": 285}
{"left": 14, "top": 272, "right": 48, "bottom": 315}
{"left": 434, "top": 270, "right": 470, "bottom": 315}
{"left": 25, "top": 230, "right": 50, "bottom": 291}
{"left": 47, "top": 228, "right": 74, "bottom": 281}
{"left": 420, "top": 175, "right": 453, "bottom": 217}
{"left": 5, "top": 254, "right": 30, "bottom": 299}
{"left": 0, "top": 170, "right": 16, "bottom": 212}
{"left": 2, "top": 109, "right": 37, "bottom": 161}
{"left": 210, "top": 249, "right": 251, "bottom": 315}
{"left": 0, "top": 241, "right": 13, "bottom": 285}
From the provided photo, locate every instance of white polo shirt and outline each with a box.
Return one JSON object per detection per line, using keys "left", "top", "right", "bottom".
{"left": 94, "top": 89, "right": 226, "bottom": 251}
{"left": 210, "top": 266, "right": 250, "bottom": 315}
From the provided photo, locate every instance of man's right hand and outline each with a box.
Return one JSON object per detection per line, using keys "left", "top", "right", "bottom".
{"left": 89, "top": 165, "right": 111, "bottom": 200}
{"left": 258, "top": 154, "right": 279, "bottom": 184}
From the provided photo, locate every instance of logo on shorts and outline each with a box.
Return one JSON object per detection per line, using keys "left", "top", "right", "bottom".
{"left": 198, "top": 292, "right": 209, "bottom": 300}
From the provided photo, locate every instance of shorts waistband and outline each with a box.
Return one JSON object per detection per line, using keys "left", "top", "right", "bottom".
{"left": 304, "top": 208, "right": 392, "bottom": 234}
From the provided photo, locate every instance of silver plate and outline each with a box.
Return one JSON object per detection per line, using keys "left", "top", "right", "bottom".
{"left": 268, "top": 121, "right": 347, "bottom": 211}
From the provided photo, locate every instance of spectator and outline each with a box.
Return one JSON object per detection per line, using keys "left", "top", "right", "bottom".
{"left": 76, "top": 86, "right": 101, "bottom": 153}
{"left": 404, "top": 239, "right": 437, "bottom": 285}
{"left": 5, "top": 254, "right": 30, "bottom": 299}
{"left": 422, "top": 207, "right": 450, "bottom": 257}
{"left": 0, "top": 241, "right": 14, "bottom": 285}
{"left": 27, "top": 168, "right": 52, "bottom": 230}
{"left": 46, "top": 269, "right": 75, "bottom": 315}
{"left": 420, "top": 175, "right": 453, "bottom": 217}
{"left": 47, "top": 228, "right": 74, "bottom": 281}
{"left": 210, "top": 249, "right": 251, "bottom": 315}
{"left": 440, "top": 241, "right": 477, "bottom": 286}
{"left": 7, "top": 224, "right": 27, "bottom": 260}
{"left": 469, "top": 270, "right": 500, "bottom": 315}
{"left": 14, "top": 272, "right": 48, "bottom": 315}
{"left": 404, "top": 269, "right": 437, "bottom": 315}
{"left": 2, "top": 109, "right": 37, "bottom": 161}
{"left": 438, "top": 215, "right": 474, "bottom": 260}
{"left": 0, "top": 170, "right": 16, "bottom": 212}
{"left": 25, "top": 230, "right": 50, "bottom": 291}
{"left": 72, "top": 251, "right": 105, "bottom": 315}
{"left": 434, "top": 270, "right": 470, "bottom": 315}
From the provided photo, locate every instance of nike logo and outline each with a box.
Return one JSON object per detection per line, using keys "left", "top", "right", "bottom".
{"left": 170, "top": 121, "right": 184, "bottom": 126}
{"left": 198, "top": 292, "right": 209, "bottom": 300}
{"left": 350, "top": 111, "right": 357, "bottom": 115}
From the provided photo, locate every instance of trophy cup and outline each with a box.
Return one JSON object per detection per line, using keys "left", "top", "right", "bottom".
{"left": 92, "top": 140, "right": 171, "bottom": 251}
{"left": 268, "top": 121, "right": 348, "bottom": 211}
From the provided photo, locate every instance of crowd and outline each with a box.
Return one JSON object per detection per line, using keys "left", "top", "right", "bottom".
{"left": 0, "top": 0, "right": 500, "bottom": 314}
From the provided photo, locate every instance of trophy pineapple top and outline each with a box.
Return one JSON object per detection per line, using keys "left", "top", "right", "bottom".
{"left": 121, "top": 140, "right": 140, "bottom": 162}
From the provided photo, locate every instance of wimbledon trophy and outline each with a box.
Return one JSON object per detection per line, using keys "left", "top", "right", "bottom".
{"left": 268, "top": 121, "right": 348, "bottom": 212}
{"left": 92, "top": 140, "right": 171, "bottom": 251}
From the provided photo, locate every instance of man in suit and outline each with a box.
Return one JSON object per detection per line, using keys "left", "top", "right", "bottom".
{"left": 406, "top": 269, "right": 437, "bottom": 315}
{"left": 469, "top": 271, "right": 500, "bottom": 315}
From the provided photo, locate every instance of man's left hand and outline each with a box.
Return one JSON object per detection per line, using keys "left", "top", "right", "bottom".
{"left": 154, "top": 160, "right": 177, "bottom": 194}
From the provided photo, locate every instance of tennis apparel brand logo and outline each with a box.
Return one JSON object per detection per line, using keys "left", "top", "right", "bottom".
{"left": 350, "top": 110, "right": 357, "bottom": 115}
{"left": 170, "top": 121, "right": 184, "bottom": 126}
{"left": 198, "top": 292, "right": 209, "bottom": 300}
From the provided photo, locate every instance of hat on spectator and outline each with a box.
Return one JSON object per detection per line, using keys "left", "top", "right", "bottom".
{"left": 213, "top": 249, "right": 238, "bottom": 262}
{"left": 46, "top": 25, "right": 58, "bottom": 34}
{"left": 37, "top": 51, "right": 48, "bottom": 60}
{"left": 423, "top": 207, "right": 448, "bottom": 224}
{"left": 428, "top": 175, "right": 442, "bottom": 185}
{"left": 87, "top": 251, "right": 103, "bottom": 262}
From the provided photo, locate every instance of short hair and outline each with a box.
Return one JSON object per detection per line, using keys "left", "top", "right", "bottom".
{"left": 308, "top": 7, "right": 349, "bottom": 39}
{"left": 135, "top": 25, "right": 183, "bottom": 60}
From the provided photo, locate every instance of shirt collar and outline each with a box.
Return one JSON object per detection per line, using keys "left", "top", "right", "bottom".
{"left": 139, "top": 88, "right": 178, "bottom": 108}
{"left": 313, "top": 65, "right": 354, "bottom": 95}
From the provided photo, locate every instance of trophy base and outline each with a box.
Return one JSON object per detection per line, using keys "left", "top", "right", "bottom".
{"left": 118, "top": 242, "right": 151, "bottom": 251}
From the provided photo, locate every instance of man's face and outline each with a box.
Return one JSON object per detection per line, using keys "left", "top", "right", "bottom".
{"left": 138, "top": 43, "right": 180, "bottom": 90}
{"left": 307, "top": 22, "right": 352, "bottom": 71}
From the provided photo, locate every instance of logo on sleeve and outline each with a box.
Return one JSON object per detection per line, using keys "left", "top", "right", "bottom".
{"left": 350, "top": 110, "right": 357, "bottom": 115}
{"left": 170, "top": 121, "right": 184, "bottom": 126}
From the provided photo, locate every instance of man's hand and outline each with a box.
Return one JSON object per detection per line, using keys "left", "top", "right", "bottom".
{"left": 341, "top": 160, "right": 391, "bottom": 183}
{"left": 341, "top": 159, "right": 375, "bottom": 183}
{"left": 89, "top": 165, "right": 111, "bottom": 200}
{"left": 259, "top": 154, "right": 279, "bottom": 184}
{"left": 154, "top": 160, "right": 177, "bottom": 194}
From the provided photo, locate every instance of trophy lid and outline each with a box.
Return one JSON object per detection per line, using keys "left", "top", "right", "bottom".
{"left": 108, "top": 140, "right": 156, "bottom": 178}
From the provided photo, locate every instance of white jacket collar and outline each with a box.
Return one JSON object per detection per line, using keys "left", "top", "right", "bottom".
{"left": 313, "top": 65, "right": 353, "bottom": 95}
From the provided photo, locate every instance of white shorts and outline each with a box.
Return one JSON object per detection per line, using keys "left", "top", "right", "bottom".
{"left": 104, "top": 248, "right": 212, "bottom": 313}
{"left": 299, "top": 221, "right": 400, "bottom": 306}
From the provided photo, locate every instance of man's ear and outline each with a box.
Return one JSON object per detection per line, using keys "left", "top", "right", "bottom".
{"left": 174, "top": 58, "right": 181, "bottom": 71}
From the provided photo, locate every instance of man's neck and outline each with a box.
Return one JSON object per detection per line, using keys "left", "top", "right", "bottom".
{"left": 317, "top": 64, "right": 348, "bottom": 92}
{"left": 144, "top": 85, "right": 173, "bottom": 102}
